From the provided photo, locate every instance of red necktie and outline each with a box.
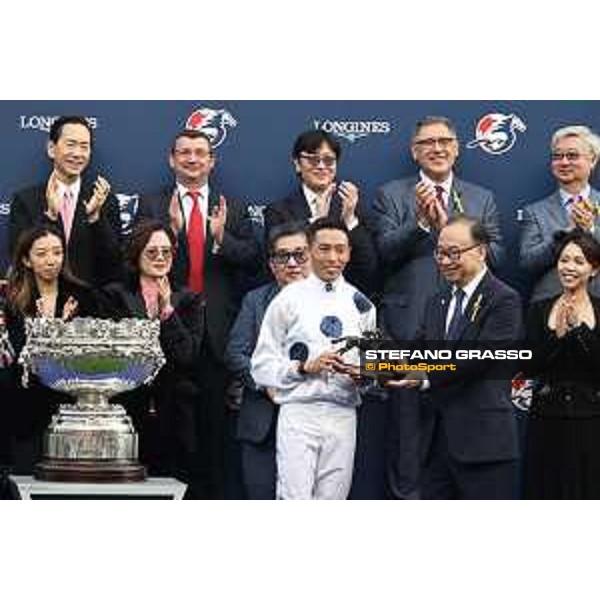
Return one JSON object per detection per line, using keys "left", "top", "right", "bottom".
{"left": 187, "top": 191, "right": 205, "bottom": 293}
{"left": 435, "top": 185, "right": 447, "bottom": 213}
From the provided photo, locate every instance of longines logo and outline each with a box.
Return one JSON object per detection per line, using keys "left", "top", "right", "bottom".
{"left": 313, "top": 119, "right": 392, "bottom": 143}
{"left": 19, "top": 115, "right": 99, "bottom": 132}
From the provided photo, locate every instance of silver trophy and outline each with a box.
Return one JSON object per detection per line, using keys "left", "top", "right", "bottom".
{"left": 19, "top": 317, "right": 166, "bottom": 482}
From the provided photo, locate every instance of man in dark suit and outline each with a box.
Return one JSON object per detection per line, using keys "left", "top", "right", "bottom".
{"left": 389, "top": 216, "right": 521, "bottom": 499}
{"left": 135, "top": 129, "right": 259, "bottom": 498}
{"left": 519, "top": 124, "right": 600, "bottom": 302}
{"left": 371, "top": 115, "right": 505, "bottom": 499}
{"left": 264, "top": 130, "right": 378, "bottom": 297}
{"left": 9, "top": 116, "right": 123, "bottom": 286}
{"left": 224, "top": 223, "right": 310, "bottom": 499}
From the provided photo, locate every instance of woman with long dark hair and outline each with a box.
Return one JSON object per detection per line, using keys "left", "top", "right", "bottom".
{"left": 5, "top": 225, "right": 96, "bottom": 472}
{"left": 523, "top": 229, "right": 600, "bottom": 498}
{"left": 98, "top": 219, "right": 204, "bottom": 495}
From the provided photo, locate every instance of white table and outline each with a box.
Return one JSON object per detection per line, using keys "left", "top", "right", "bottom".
{"left": 12, "top": 476, "right": 187, "bottom": 500}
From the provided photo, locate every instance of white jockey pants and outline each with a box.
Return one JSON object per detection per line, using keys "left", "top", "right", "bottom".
{"left": 276, "top": 402, "right": 357, "bottom": 500}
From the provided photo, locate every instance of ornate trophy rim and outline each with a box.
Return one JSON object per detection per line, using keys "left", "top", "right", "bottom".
{"left": 19, "top": 317, "right": 166, "bottom": 483}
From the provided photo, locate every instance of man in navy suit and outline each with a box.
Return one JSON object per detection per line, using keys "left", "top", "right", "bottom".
{"left": 264, "top": 130, "right": 378, "bottom": 297}
{"left": 371, "top": 115, "right": 505, "bottom": 499}
{"left": 224, "top": 223, "right": 311, "bottom": 499}
{"left": 135, "top": 129, "right": 259, "bottom": 498}
{"left": 9, "top": 115, "right": 123, "bottom": 286}
{"left": 519, "top": 124, "right": 600, "bottom": 302}
{"left": 389, "top": 217, "right": 521, "bottom": 499}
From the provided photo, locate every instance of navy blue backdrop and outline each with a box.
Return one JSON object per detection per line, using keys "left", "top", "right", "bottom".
{"left": 1, "top": 101, "right": 598, "bottom": 497}
{"left": 2, "top": 100, "right": 599, "bottom": 288}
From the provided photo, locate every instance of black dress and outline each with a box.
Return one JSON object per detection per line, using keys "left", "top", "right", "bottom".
{"left": 523, "top": 296, "right": 600, "bottom": 499}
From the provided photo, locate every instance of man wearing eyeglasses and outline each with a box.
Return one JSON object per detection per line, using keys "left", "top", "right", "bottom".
{"left": 224, "top": 223, "right": 311, "bottom": 499}
{"left": 135, "top": 129, "right": 259, "bottom": 499}
{"left": 387, "top": 217, "right": 521, "bottom": 499}
{"left": 519, "top": 125, "right": 600, "bottom": 302}
{"left": 264, "top": 130, "right": 378, "bottom": 296}
{"left": 371, "top": 115, "right": 504, "bottom": 500}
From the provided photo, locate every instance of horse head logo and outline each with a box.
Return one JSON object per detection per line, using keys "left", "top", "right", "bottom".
{"left": 466, "top": 113, "right": 526, "bottom": 155}
{"left": 186, "top": 107, "right": 237, "bottom": 148}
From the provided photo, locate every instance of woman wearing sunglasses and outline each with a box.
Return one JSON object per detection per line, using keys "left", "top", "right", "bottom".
{"left": 99, "top": 219, "right": 204, "bottom": 496}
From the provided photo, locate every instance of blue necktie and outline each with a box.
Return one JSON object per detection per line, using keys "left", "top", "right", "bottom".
{"left": 446, "top": 288, "right": 466, "bottom": 341}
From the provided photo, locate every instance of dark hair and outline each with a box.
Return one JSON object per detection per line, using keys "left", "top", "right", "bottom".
{"left": 267, "top": 222, "right": 308, "bottom": 256}
{"left": 554, "top": 229, "right": 600, "bottom": 268}
{"left": 306, "top": 217, "right": 350, "bottom": 246}
{"left": 413, "top": 116, "right": 458, "bottom": 141}
{"left": 292, "top": 130, "right": 341, "bottom": 160}
{"left": 125, "top": 220, "right": 177, "bottom": 274}
{"left": 6, "top": 225, "right": 82, "bottom": 315}
{"left": 49, "top": 116, "right": 93, "bottom": 145}
{"left": 445, "top": 215, "right": 490, "bottom": 246}
{"left": 170, "top": 129, "right": 214, "bottom": 155}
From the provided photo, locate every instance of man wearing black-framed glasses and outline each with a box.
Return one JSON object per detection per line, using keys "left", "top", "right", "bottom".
{"left": 224, "top": 223, "right": 311, "bottom": 499}
{"left": 371, "top": 115, "right": 504, "bottom": 501}
{"left": 264, "top": 129, "right": 378, "bottom": 296}
{"left": 388, "top": 216, "right": 522, "bottom": 500}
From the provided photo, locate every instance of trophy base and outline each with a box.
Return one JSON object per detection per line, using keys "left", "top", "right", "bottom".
{"left": 34, "top": 459, "right": 147, "bottom": 483}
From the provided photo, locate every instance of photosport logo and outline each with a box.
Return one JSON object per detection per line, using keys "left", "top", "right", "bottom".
{"left": 185, "top": 107, "right": 237, "bottom": 148}
{"left": 19, "top": 115, "right": 99, "bottom": 133}
{"left": 466, "top": 112, "right": 526, "bottom": 155}
{"left": 313, "top": 118, "right": 392, "bottom": 143}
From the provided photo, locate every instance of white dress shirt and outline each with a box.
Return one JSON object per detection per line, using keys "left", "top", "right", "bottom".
{"left": 177, "top": 182, "right": 209, "bottom": 236}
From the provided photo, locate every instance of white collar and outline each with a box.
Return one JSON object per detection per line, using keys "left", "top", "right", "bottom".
{"left": 559, "top": 184, "right": 591, "bottom": 205}
{"left": 419, "top": 170, "right": 453, "bottom": 194}
{"left": 54, "top": 176, "right": 81, "bottom": 201}
{"left": 453, "top": 265, "right": 488, "bottom": 304}
{"left": 307, "top": 271, "right": 344, "bottom": 293}
{"left": 177, "top": 181, "right": 209, "bottom": 200}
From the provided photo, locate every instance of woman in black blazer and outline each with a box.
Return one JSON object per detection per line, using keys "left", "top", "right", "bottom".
{"left": 523, "top": 229, "right": 600, "bottom": 499}
{"left": 98, "top": 220, "right": 204, "bottom": 495}
{"left": 4, "top": 225, "right": 97, "bottom": 473}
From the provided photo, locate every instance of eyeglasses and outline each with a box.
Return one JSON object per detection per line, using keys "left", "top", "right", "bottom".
{"left": 434, "top": 243, "right": 480, "bottom": 262}
{"left": 174, "top": 149, "right": 213, "bottom": 159}
{"left": 414, "top": 137, "right": 457, "bottom": 149}
{"left": 270, "top": 250, "right": 309, "bottom": 265}
{"left": 144, "top": 247, "right": 174, "bottom": 260}
{"left": 299, "top": 153, "right": 337, "bottom": 168}
{"left": 551, "top": 151, "right": 585, "bottom": 162}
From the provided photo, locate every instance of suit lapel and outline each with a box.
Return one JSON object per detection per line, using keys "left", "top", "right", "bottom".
{"left": 68, "top": 184, "right": 91, "bottom": 247}
{"left": 294, "top": 187, "right": 312, "bottom": 222}
{"left": 435, "top": 289, "right": 452, "bottom": 339}
{"left": 548, "top": 191, "right": 570, "bottom": 229}
{"left": 405, "top": 176, "right": 420, "bottom": 221}
{"left": 449, "top": 178, "right": 466, "bottom": 218}
{"left": 205, "top": 187, "right": 222, "bottom": 263}
{"left": 590, "top": 187, "right": 600, "bottom": 230}
{"left": 124, "top": 288, "right": 148, "bottom": 318}
{"left": 455, "top": 272, "right": 492, "bottom": 342}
